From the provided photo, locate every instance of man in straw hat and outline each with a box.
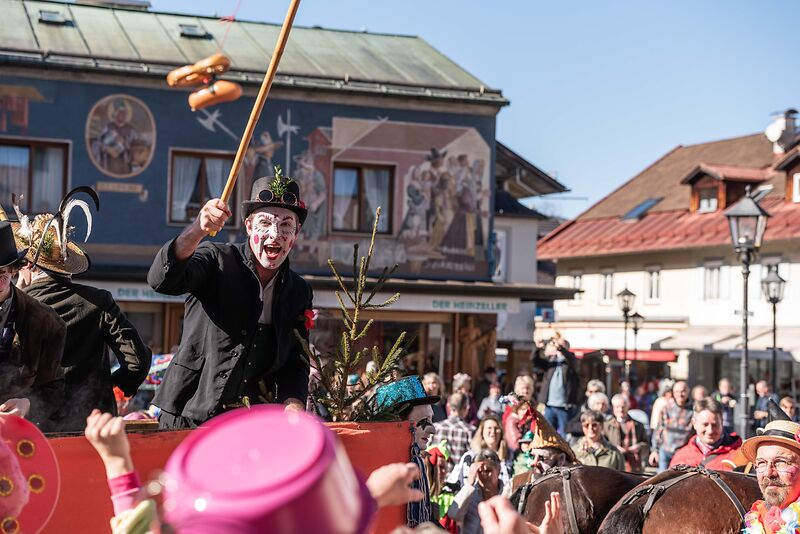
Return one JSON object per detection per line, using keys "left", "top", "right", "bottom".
{"left": 148, "top": 166, "right": 312, "bottom": 428}
{"left": 0, "top": 218, "right": 65, "bottom": 428}
{"left": 10, "top": 188, "right": 151, "bottom": 431}
{"left": 741, "top": 400, "right": 800, "bottom": 533}
{"left": 524, "top": 408, "right": 579, "bottom": 480}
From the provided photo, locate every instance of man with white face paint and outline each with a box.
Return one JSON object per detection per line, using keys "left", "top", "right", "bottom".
{"left": 148, "top": 168, "right": 312, "bottom": 429}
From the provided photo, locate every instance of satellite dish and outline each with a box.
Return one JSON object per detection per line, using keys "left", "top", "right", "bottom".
{"left": 765, "top": 116, "right": 786, "bottom": 143}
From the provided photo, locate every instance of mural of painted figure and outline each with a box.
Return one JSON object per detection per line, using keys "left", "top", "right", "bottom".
{"left": 398, "top": 166, "right": 429, "bottom": 242}
{"left": 87, "top": 95, "right": 154, "bottom": 178}
{"left": 429, "top": 172, "right": 456, "bottom": 249}
{"left": 294, "top": 150, "right": 327, "bottom": 240}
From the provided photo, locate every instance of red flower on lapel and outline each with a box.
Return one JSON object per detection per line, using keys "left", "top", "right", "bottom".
{"left": 303, "top": 309, "right": 317, "bottom": 330}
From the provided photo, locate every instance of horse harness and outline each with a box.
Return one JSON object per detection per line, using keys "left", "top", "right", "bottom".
{"left": 618, "top": 465, "right": 747, "bottom": 521}
{"left": 515, "top": 466, "right": 582, "bottom": 534}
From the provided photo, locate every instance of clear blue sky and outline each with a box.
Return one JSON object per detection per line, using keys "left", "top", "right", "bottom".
{"left": 152, "top": 0, "right": 800, "bottom": 218}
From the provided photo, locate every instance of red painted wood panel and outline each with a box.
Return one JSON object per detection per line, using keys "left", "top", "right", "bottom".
{"left": 43, "top": 421, "right": 411, "bottom": 534}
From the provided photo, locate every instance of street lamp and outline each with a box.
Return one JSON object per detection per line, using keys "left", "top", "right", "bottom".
{"left": 617, "top": 288, "right": 636, "bottom": 384}
{"left": 631, "top": 312, "right": 645, "bottom": 385}
{"left": 724, "top": 187, "right": 770, "bottom": 438}
{"left": 761, "top": 268, "right": 786, "bottom": 395}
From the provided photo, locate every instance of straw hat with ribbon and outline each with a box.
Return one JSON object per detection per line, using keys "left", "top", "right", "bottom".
{"left": 4, "top": 187, "right": 99, "bottom": 276}
{"left": 741, "top": 399, "right": 800, "bottom": 462}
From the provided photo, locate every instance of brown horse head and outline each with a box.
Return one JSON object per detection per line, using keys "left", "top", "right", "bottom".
{"left": 511, "top": 466, "right": 645, "bottom": 534}
{"left": 598, "top": 466, "right": 761, "bottom": 534}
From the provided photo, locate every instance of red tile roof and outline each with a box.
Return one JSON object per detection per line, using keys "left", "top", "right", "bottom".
{"left": 538, "top": 196, "right": 800, "bottom": 260}
{"left": 537, "top": 132, "right": 800, "bottom": 260}
{"left": 579, "top": 134, "right": 777, "bottom": 220}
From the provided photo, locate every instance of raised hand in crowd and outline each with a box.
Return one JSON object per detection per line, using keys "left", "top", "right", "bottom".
{"left": 84, "top": 409, "right": 134, "bottom": 479}
{"left": 478, "top": 493, "right": 563, "bottom": 534}
{"left": 0, "top": 397, "right": 30, "bottom": 418}
{"left": 366, "top": 462, "right": 424, "bottom": 508}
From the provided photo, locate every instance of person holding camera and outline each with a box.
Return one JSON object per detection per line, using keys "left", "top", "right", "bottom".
{"left": 532, "top": 334, "right": 580, "bottom": 437}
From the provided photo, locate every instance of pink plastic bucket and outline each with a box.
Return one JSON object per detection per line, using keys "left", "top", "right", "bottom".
{"left": 163, "top": 406, "right": 375, "bottom": 533}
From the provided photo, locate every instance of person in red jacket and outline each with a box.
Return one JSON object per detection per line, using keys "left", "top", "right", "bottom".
{"left": 670, "top": 397, "right": 742, "bottom": 471}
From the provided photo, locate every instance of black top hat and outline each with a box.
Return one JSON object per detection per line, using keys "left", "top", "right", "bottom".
{"left": 425, "top": 147, "right": 448, "bottom": 162}
{"left": 241, "top": 166, "right": 308, "bottom": 225}
{"left": 0, "top": 221, "right": 28, "bottom": 269}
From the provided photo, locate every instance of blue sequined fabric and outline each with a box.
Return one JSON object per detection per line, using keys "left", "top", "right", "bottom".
{"left": 375, "top": 375, "right": 428, "bottom": 412}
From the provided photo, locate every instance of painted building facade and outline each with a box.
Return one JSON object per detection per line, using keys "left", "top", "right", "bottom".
{"left": 0, "top": 0, "right": 573, "bottom": 382}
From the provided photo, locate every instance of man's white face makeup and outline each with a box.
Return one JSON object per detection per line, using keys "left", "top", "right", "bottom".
{"left": 246, "top": 207, "right": 299, "bottom": 270}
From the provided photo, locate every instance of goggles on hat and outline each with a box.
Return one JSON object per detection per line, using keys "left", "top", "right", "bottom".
{"left": 258, "top": 189, "right": 299, "bottom": 206}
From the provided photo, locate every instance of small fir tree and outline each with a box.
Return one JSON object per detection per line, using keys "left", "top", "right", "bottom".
{"left": 295, "top": 207, "right": 410, "bottom": 421}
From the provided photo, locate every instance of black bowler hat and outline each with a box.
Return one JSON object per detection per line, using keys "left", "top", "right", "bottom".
{"left": 241, "top": 165, "right": 308, "bottom": 224}
{"left": 0, "top": 221, "right": 27, "bottom": 269}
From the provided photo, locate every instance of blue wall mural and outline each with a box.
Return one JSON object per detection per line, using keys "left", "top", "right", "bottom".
{"left": 0, "top": 75, "right": 496, "bottom": 281}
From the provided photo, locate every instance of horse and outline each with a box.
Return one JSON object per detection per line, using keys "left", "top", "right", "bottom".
{"left": 510, "top": 466, "right": 647, "bottom": 533}
{"left": 598, "top": 465, "right": 762, "bottom": 534}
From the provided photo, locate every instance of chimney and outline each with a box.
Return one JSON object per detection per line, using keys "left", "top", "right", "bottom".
{"left": 765, "top": 108, "right": 799, "bottom": 154}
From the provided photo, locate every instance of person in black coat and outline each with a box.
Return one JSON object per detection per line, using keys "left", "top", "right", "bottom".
{"left": 148, "top": 169, "right": 312, "bottom": 429}
{"left": 13, "top": 187, "right": 151, "bottom": 431}
{"left": 0, "top": 220, "right": 66, "bottom": 428}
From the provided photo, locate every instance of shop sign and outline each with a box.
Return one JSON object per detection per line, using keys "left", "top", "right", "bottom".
{"left": 84, "top": 281, "right": 184, "bottom": 303}
{"left": 316, "top": 291, "right": 519, "bottom": 314}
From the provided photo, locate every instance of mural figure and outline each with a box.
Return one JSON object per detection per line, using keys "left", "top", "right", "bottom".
{"left": 459, "top": 315, "right": 497, "bottom": 378}
{"left": 294, "top": 150, "right": 327, "bottom": 240}
{"left": 86, "top": 94, "right": 155, "bottom": 178}
{"left": 398, "top": 167, "right": 429, "bottom": 241}
{"left": 0, "top": 84, "right": 46, "bottom": 133}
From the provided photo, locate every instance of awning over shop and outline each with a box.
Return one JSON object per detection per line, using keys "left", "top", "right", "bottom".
{"left": 655, "top": 326, "right": 741, "bottom": 351}
{"left": 655, "top": 326, "right": 800, "bottom": 363}
{"left": 304, "top": 275, "right": 578, "bottom": 302}
{"left": 572, "top": 348, "right": 676, "bottom": 363}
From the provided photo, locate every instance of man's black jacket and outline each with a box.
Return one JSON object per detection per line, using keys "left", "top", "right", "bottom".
{"left": 25, "top": 277, "right": 151, "bottom": 430}
{"left": 148, "top": 238, "right": 312, "bottom": 423}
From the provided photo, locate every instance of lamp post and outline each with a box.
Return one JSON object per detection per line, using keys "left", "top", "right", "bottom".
{"left": 631, "top": 312, "right": 645, "bottom": 386}
{"left": 724, "top": 187, "right": 770, "bottom": 439}
{"left": 617, "top": 288, "right": 636, "bottom": 384}
{"left": 761, "top": 268, "right": 786, "bottom": 395}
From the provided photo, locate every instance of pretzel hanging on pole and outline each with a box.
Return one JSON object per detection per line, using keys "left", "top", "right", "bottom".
{"left": 210, "top": 0, "right": 301, "bottom": 237}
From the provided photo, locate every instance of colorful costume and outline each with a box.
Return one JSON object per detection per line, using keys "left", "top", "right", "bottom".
{"left": 374, "top": 375, "right": 440, "bottom": 528}
{"left": 743, "top": 501, "right": 800, "bottom": 534}
{"left": 740, "top": 405, "right": 800, "bottom": 534}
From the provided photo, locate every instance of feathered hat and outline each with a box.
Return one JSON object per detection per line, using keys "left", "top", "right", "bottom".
{"left": 7, "top": 187, "right": 100, "bottom": 276}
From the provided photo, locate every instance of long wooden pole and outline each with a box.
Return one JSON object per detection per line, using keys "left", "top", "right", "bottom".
{"left": 210, "top": 0, "right": 301, "bottom": 236}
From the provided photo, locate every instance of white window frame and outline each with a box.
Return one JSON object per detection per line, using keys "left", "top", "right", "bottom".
{"left": 645, "top": 266, "right": 661, "bottom": 303}
{"left": 600, "top": 270, "right": 614, "bottom": 305}
{"left": 570, "top": 270, "right": 583, "bottom": 304}
{"left": 793, "top": 174, "right": 800, "bottom": 203}
{"left": 703, "top": 261, "right": 722, "bottom": 301}
{"left": 697, "top": 187, "right": 718, "bottom": 213}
